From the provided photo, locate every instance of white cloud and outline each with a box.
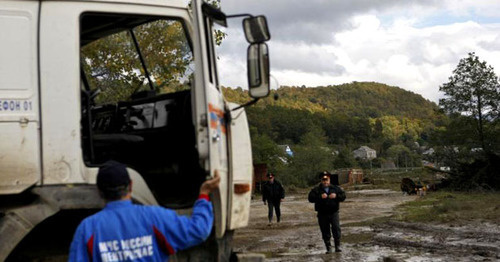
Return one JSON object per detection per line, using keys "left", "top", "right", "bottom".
{"left": 270, "top": 42, "right": 344, "bottom": 74}
{"left": 216, "top": 1, "right": 500, "bottom": 103}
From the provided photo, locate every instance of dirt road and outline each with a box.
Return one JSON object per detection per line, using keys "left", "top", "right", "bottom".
{"left": 232, "top": 188, "right": 500, "bottom": 261}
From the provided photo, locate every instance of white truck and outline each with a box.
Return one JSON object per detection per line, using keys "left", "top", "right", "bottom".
{"left": 0, "top": 0, "right": 270, "bottom": 260}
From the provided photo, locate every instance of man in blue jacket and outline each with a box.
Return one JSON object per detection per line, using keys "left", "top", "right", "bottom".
{"left": 69, "top": 160, "right": 220, "bottom": 261}
{"left": 308, "top": 171, "right": 346, "bottom": 254}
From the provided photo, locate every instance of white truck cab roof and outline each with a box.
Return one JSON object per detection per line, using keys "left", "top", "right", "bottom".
{"left": 3, "top": 0, "right": 186, "bottom": 8}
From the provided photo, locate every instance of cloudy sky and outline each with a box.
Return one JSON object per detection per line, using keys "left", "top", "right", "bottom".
{"left": 215, "top": 0, "right": 500, "bottom": 103}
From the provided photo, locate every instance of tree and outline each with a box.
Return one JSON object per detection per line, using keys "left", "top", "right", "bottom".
{"left": 250, "top": 127, "right": 284, "bottom": 170}
{"left": 373, "top": 119, "right": 383, "bottom": 139}
{"left": 283, "top": 128, "right": 333, "bottom": 186}
{"left": 387, "top": 145, "right": 411, "bottom": 168}
{"left": 332, "top": 147, "right": 357, "bottom": 169}
{"left": 439, "top": 52, "right": 500, "bottom": 151}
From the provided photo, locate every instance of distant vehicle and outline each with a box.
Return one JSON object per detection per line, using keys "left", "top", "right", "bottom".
{"left": 401, "top": 178, "right": 418, "bottom": 195}
{"left": 0, "top": 0, "right": 270, "bottom": 260}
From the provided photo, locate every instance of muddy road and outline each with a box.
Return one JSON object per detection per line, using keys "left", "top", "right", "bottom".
{"left": 232, "top": 188, "right": 500, "bottom": 261}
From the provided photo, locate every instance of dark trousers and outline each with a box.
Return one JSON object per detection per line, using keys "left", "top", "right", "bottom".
{"left": 317, "top": 212, "right": 341, "bottom": 245}
{"left": 267, "top": 200, "right": 281, "bottom": 222}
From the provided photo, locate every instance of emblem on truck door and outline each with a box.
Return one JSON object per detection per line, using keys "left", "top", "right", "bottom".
{"left": 208, "top": 103, "right": 226, "bottom": 134}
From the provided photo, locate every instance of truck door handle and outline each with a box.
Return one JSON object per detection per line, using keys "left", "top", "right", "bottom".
{"left": 19, "top": 117, "right": 29, "bottom": 127}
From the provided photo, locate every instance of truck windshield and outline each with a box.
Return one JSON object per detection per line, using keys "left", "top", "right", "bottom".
{"left": 81, "top": 15, "right": 193, "bottom": 105}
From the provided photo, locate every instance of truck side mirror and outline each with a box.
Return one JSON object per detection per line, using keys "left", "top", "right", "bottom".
{"left": 247, "top": 43, "right": 270, "bottom": 98}
{"left": 243, "top": 16, "right": 270, "bottom": 44}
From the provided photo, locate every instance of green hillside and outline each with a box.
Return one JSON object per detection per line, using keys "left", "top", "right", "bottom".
{"left": 223, "top": 82, "right": 449, "bottom": 186}
{"left": 224, "top": 82, "right": 438, "bottom": 119}
{"left": 228, "top": 81, "right": 446, "bottom": 152}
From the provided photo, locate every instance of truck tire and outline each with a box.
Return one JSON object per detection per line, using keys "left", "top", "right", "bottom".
{"left": 171, "top": 230, "right": 234, "bottom": 262}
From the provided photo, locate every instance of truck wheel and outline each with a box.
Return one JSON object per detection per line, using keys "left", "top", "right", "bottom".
{"left": 170, "top": 230, "right": 234, "bottom": 262}
{"left": 5, "top": 209, "right": 98, "bottom": 262}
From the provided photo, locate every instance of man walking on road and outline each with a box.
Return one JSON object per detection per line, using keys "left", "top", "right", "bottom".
{"left": 262, "top": 173, "right": 285, "bottom": 225}
{"left": 308, "top": 171, "right": 346, "bottom": 253}
{"left": 69, "top": 160, "right": 220, "bottom": 261}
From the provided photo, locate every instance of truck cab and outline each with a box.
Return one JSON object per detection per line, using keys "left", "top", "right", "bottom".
{"left": 0, "top": 0, "right": 270, "bottom": 260}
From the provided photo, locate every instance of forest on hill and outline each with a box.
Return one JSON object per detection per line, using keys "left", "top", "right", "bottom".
{"left": 226, "top": 82, "right": 438, "bottom": 119}
{"left": 223, "top": 82, "right": 448, "bottom": 186}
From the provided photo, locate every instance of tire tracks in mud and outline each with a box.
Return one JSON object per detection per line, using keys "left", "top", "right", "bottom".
{"left": 372, "top": 221, "right": 500, "bottom": 259}
{"left": 234, "top": 190, "right": 500, "bottom": 261}
{"left": 234, "top": 189, "right": 415, "bottom": 260}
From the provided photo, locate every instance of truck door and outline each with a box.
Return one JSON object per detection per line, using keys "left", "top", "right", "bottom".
{"left": 0, "top": 2, "right": 41, "bottom": 194}
{"left": 192, "top": 0, "right": 229, "bottom": 238}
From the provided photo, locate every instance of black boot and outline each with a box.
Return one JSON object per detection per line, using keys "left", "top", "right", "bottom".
{"left": 334, "top": 239, "right": 342, "bottom": 252}
{"left": 325, "top": 241, "right": 332, "bottom": 254}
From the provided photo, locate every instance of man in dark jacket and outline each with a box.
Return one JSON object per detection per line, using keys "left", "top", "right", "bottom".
{"left": 308, "top": 171, "right": 346, "bottom": 253}
{"left": 262, "top": 173, "right": 285, "bottom": 225}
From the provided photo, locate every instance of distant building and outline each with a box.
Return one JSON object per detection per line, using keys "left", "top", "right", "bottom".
{"left": 353, "top": 146, "right": 376, "bottom": 160}
{"left": 278, "top": 145, "right": 294, "bottom": 157}
{"left": 422, "top": 148, "right": 434, "bottom": 155}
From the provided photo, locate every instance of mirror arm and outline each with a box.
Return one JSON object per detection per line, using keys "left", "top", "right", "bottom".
{"left": 231, "top": 98, "right": 260, "bottom": 111}
{"left": 226, "top": 14, "right": 252, "bottom": 19}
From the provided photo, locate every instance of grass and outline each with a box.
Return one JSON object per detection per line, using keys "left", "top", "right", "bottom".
{"left": 340, "top": 170, "right": 500, "bottom": 248}
{"left": 364, "top": 168, "right": 500, "bottom": 225}
{"left": 394, "top": 191, "right": 500, "bottom": 225}
{"left": 348, "top": 168, "right": 500, "bottom": 226}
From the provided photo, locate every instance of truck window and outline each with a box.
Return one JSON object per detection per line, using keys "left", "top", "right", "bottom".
{"left": 80, "top": 13, "right": 203, "bottom": 208}
{"left": 81, "top": 18, "right": 193, "bottom": 105}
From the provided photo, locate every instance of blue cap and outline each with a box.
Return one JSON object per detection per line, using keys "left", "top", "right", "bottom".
{"left": 97, "top": 160, "right": 130, "bottom": 190}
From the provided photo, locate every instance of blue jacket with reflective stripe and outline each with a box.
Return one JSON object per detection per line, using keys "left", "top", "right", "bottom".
{"left": 69, "top": 198, "right": 213, "bottom": 262}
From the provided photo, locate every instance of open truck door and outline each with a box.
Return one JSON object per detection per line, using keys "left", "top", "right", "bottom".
{"left": 192, "top": 0, "right": 229, "bottom": 238}
{"left": 192, "top": 0, "right": 272, "bottom": 237}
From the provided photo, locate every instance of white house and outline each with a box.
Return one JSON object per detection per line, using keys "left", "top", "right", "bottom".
{"left": 353, "top": 146, "right": 377, "bottom": 160}
{"left": 422, "top": 148, "right": 435, "bottom": 156}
